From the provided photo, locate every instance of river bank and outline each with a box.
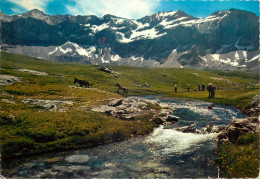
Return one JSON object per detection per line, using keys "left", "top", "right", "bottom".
{"left": 3, "top": 96, "right": 249, "bottom": 178}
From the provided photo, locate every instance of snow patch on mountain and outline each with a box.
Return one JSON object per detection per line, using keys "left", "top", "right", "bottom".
{"left": 48, "top": 42, "right": 96, "bottom": 58}
{"left": 211, "top": 54, "right": 220, "bottom": 61}
{"left": 77, "top": 46, "right": 96, "bottom": 57}
{"left": 199, "top": 56, "right": 208, "bottom": 63}
{"left": 112, "top": 17, "right": 126, "bottom": 25}
{"left": 157, "top": 11, "right": 178, "bottom": 18}
{"left": 117, "top": 27, "right": 166, "bottom": 43}
{"left": 111, "top": 54, "right": 120, "bottom": 62}
{"left": 90, "top": 23, "right": 109, "bottom": 33}
{"left": 133, "top": 21, "right": 150, "bottom": 30}
{"left": 160, "top": 11, "right": 230, "bottom": 30}
{"left": 48, "top": 47, "right": 72, "bottom": 55}
{"left": 247, "top": 54, "right": 260, "bottom": 63}
{"left": 234, "top": 51, "right": 239, "bottom": 60}
{"left": 159, "top": 17, "right": 189, "bottom": 29}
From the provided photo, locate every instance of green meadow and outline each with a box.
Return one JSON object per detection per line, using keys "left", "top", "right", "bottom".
{"left": 0, "top": 51, "right": 259, "bottom": 177}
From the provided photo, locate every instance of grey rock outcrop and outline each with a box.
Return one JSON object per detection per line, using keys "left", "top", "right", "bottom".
{"left": 217, "top": 117, "right": 259, "bottom": 144}
{"left": 97, "top": 66, "right": 120, "bottom": 75}
{"left": 22, "top": 99, "right": 73, "bottom": 111}
{"left": 245, "top": 95, "right": 260, "bottom": 117}
{"left": 136, "top": 83, "right": 152, "bottom": 88}
{"left": 16, "top": 69, "right": 48, "bottom": 76}
{"left": 0, "top": 75, "right": 22, "bottom": 85}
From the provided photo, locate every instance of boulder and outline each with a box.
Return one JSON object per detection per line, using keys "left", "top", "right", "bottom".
{"left": 175, "top": 125, "right": 202, "bottom": 134}
{"left": 142, "top": 83, "right": 151, "bottom": 88}
{"left": 207, "top": 104, "right": 215, "bottom": 109}
{"left": 166, "top": 115, "right": 180, "bottom": 122}
{"left": 217, "top": 117, "right": 259, "bottom": 144}
{"left": 203, "top": 124, "right": 225, "bottom": 134}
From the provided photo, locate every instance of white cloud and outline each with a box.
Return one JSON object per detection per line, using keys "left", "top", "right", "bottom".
{"left": 7, "top": 0, "right": 51, "bottom": 12}
{"left": 66, "top": 0, "right": 160, "bottom": 19}
{"left": 10, "top": 7, "right": 24, "bottom": 14}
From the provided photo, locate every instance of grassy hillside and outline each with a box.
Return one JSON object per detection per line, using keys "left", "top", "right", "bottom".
{"left": 0, "top": 51, "right": 259, "bottom": 170}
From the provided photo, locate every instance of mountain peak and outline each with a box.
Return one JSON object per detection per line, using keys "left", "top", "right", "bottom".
{"left": 23, "top": 9, "right": 47, "bottom": 17}
{"left": 102, "top": 14, "right": 118, "bottom": 19}
{"left": 211, "top": 8, "right": 256, "bottom": 18}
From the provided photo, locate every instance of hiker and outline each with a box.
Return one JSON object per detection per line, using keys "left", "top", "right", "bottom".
{"left": 187, "top": 84, "right": 190, "bottom": 92}
{"left": 198, "top": 83, "right": 201, "bottom": 91}
{"left": 212, "top": 85, "right": 216, "bottom": 98}
{"left": 207, "top": 83, "right": 216, "bottom": 98}
{"left": 174, "top": 85, "right": 177, "bottom": 93}
{"left": 202, "top": 84, "right": 206, "bottom": 91}
{"left": 245, "top": 83, "right": 247, "bottom": 89}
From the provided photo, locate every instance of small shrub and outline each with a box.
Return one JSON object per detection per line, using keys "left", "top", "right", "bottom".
{"left": 237, "top": 133, "right": 259, "bottom": 145}
{"left": 5, "top": 90, "right": 25, "bottom": 96}
{"left": 2, "top": 138, "right": 35, "bottom": 158}
{"left": 0, "top": 114, "right": 16, "bottom": 125}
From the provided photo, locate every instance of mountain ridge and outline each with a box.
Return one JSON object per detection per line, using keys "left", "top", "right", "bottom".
{"left": 1, "top": 8, "right": 259, "bottom": 71}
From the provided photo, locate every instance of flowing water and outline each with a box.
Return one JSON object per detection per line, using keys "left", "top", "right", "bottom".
{"left": 3, "top": 96, "right": 244, "bottom": 178}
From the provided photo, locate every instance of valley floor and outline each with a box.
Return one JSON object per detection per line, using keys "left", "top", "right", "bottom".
{"left": 0, "top": 51, "right": 259, "bottom": 177}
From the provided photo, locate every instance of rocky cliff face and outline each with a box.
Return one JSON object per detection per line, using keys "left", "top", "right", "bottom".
{"left": 1, "top": 9, "right": 259, "bottom": 70}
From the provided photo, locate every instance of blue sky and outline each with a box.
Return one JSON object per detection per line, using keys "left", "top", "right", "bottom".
{"left": 1, "top": 0, "right": 259, "bottom": 19}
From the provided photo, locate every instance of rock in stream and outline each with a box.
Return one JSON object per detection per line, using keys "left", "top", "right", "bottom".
{"left": 92, "top": 98, "right": 176, "bottom": 123}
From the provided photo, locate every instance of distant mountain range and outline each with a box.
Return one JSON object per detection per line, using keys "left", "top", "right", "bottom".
{"left": 1, "top": 9, "right": 259, "bottom": 71}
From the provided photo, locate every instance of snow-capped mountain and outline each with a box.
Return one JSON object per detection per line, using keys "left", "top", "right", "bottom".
{"left": 1, "top": 9, "right": 259, "bottom": 70}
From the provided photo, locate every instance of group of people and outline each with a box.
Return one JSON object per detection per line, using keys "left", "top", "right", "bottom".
{"left": 198, "top": 83, "right": 206, "bottom": 91}
{"left": 174, "top": 83, "right": 217, "bottom": 99}
{"left": 206, "top": 83, "right": 216, "bottom": 98}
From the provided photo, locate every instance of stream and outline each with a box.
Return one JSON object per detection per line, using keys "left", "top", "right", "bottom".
{"left": 3, "top": 96, "right": 244, "bottom": 178}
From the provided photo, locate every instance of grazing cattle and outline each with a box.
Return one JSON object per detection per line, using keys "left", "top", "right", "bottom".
{"left": 116, "top": 83, "right": 128, "bottom": 95}
{"left": 74, "top": 78, "right": 89, "bottom": 88}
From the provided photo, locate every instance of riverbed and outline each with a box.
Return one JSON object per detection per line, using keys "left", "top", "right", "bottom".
{"left": 3, "top": 96, "right": 244, "bottom": 178}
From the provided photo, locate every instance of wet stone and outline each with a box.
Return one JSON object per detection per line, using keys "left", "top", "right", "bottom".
{"left": 44, "top": 156, "right": 63, "bottom": 164}
{"left": 65, "top": 154, "right": 90, "bottom": 164}
{"left": 69, "top": 165, "right": 91, "bottom": 171}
